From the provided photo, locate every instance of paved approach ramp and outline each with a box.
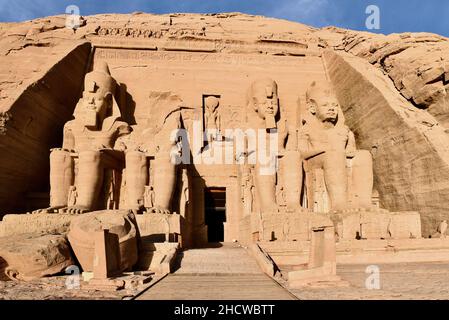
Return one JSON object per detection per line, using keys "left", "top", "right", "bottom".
{"left": 136, "top": 243, "right": 296, "bottom": 300}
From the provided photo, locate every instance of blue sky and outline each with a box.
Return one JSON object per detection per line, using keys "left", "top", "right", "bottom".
{"left": 0, "top": 0, "right": 448, "bottom": 37}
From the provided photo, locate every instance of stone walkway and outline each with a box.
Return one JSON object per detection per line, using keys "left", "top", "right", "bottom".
{"left": 4, "top": 244, "right": 449, "bottom": 300}
{"left": 136, "top": 274, "right": 295, "bottom": 300}
{"left": 173, "top": 243, "right": 263, "bottom": 275}
{"left": 136, "top": 243, "right": 296, "bottom": 300}
{"left": 138, "top": 244, "right": 449, "bottom": 300}
{"left": 290, "top": 262, "right": 449, "bottom": 300}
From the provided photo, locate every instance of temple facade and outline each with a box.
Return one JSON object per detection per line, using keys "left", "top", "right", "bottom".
{"left": 1, "top": 13, "right": 449, "bottom": 285}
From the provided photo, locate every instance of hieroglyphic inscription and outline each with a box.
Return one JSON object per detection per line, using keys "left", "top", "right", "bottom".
{"left": 95, "top": 48, "right": 306, "bottom": 67}
{"left": 221, "top": 105, "right": 245, "bottom": 129}
{"left": 160, "top": 39, "right": 216, "bottom": 52}
{"left": 91, "top": 36, "right": 309, "bottom": 56}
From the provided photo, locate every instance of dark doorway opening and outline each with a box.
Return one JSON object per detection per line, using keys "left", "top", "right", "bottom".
{"left": 204, "top": 187, "right": 226, "bottom": 242}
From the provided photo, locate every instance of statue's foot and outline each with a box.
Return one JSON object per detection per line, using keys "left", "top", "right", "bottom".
{"left": 128, "top": 205, "right": 144, "bottom": 215}
{"left": 63, "top": 206, "right": 90, "bottom": 215}
{"left": 32, "top": 206, "right": 65, "bottom": 214}
{"left": 32, "top": 208, "right": 51, "bottom": 214}
{"left": 145, "top": 206, "right": 171, "bottom": 214}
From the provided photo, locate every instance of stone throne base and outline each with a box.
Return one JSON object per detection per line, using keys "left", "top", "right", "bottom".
{"left": 329, "top": 209, "right": 422, "bottom": 240}
{"left": 243, "top": 208, "right": 449, "bottom": 272}
{"left": 242, "top": 209, "right": 349, "bottom": 288}
{"left": 239, "top": 208, "right": 449, "bottom": 290}
{"left": 239, "top": 207, "right": 422, "bottom": 245}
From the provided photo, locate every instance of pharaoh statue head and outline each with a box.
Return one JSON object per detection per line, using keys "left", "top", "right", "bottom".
{"left": 305, "top": 81, "right": 345, "bottom": 126}
{"left": 74, "top": 61, "right": 121, "bottom": 129}
{"left": 247, "top": 78, "right": 279, "bottom": 129}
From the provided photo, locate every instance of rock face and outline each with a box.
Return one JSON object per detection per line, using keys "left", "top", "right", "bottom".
{"left": 0, "top": 23, "right": 91, "bottom": 214}
{"left": 324, "top": 50, "right": 449, "bottom": 236}
{"left": 0, "top": 213, "right": 75, "bottom": 237}
{"left": 0, "top": 257, "right": 8, "bottom": 281}
{"left": 0, "top": 233, "right": 74, "bottom": 281}
{"left": 336, "top": 31, "right": 449, "bottom": 127}
{"left": 1, "top": 12, "right": 449, "bottom": 238}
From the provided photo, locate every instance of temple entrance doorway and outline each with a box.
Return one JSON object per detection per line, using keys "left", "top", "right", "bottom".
{"left": 204, "top": 187, "right": 226, "bottom": 243}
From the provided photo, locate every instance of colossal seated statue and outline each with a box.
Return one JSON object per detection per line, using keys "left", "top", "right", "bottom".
{"left": 35, "top": 61, "right": 131, "bottom": 214}
{"left": 125, "top": 94, "right": 183, "bottom": 214}
{"left": 299, "top": 81, "right": 373, "bottom": 212}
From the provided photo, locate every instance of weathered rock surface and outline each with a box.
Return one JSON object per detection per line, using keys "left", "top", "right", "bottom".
{"left": 0, "top": 273, "right": 166, "bottom": 300}
{"left": 67, "top": 210, "right": 138, "bottom": 272}
{"left": 324, "top": 50, "right": 449, "bottom": 236}
{"left": 0, "top": 213, "right": 75, "bottom": 237}
{"left": 334, "top": 31, "right": 449, "bottom": 127}
{"left": 136, "top": 241, "right": 179, "bottom": 274}
{"left": 0, "top": 35, "right": 91, "bottom": 215}
{"left": 0, "top": 233, "right": 74, "bottom": 281}
{"left": 0, "top": 257, "right": 8, "bottom": 281}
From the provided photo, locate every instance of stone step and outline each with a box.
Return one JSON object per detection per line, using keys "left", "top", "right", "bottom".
{"left": 175, "top": 243, "right": 262, "bottom": 274}
{"left": 136, "top": 243, "right": 297, "bottom": 300}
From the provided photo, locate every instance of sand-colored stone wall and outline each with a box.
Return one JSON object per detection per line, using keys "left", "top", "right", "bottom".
{"left": 324, "top": 50, "right": 449, "bottom": 236}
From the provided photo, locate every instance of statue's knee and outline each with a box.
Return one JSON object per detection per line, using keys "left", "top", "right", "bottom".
{"left": 323, "top": 154, "right": 347, "bottom": 172}
{"left": 50, "top": 149, "right": 70, "bottom": 162}
{"left": 78, "top": 150, "right": 101, "bottom": 165}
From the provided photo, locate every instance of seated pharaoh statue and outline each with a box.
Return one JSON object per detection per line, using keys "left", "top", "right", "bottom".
{"left": 298, "top": 81, "right": 373, "bottom": 212}
{"left": 35, "top": 61, "right": 131, "bottom": 214}
{"left": 124, "top": 93, "right": 183, "bottom": 214}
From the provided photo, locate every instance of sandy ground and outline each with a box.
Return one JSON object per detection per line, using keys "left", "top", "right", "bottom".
{"left": 288, "top": 262, "right": 449, "bottom": 300}
{"left": 1, "top": 261, "right": 449, "bottom": 300}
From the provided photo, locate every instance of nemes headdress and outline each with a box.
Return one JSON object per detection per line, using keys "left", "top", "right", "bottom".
{"left": 75, "top": 61, "right": 123, "bottom": 128}
{"left": 246, "top": 78, "right": 278, "bottom": 111}
{"left": 305, "top": 81, "right": 333, "bottom": 105}
{"left": 84, "top": 61, "right": 116, "bottom": 96}
{"left": 304, "top": 80, "right": 345, "bottom": 126}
